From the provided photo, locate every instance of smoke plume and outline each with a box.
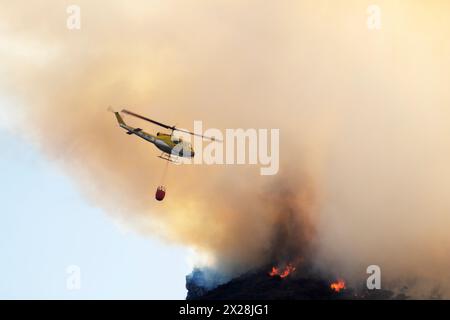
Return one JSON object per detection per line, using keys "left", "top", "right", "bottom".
{"left": 2, "top": 0, "right": 450, "bottom": 297}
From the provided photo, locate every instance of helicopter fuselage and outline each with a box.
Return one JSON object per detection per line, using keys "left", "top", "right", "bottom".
{"left": 114, "top": 112, "right": 194, "bottom": 158}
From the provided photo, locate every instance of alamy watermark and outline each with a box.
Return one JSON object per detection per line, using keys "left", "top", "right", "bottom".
{"left": 66, "top": 265, "right": 81, "bottom": 290}
{"left": 66, "top": 5, "right": 81, "bottom": 30}
{"left": 367, "top": 5, "right": 382, "bottom": 30}
{"left": 366, "top": 264, "right": 381, "bottom": 289}
{"left": 168, "top": 121, "right": 280, "bottom": 176}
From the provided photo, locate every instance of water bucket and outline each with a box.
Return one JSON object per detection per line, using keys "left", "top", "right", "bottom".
{"left": 155, "top": 185, "right": 166, "bottom": 201}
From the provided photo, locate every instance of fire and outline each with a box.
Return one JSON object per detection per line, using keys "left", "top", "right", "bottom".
{"left": 268, "top": 263, "right": 296, "bottom": 278}
{"left": 269, "top": 266, "right": 280, "bottom": 277}
{"left": 330, "top": 279, "right": 346, "bottom": 292}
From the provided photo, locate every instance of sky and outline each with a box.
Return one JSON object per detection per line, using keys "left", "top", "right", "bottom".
{"left": 0, "top": 124, "right": 190, "bottom": 299}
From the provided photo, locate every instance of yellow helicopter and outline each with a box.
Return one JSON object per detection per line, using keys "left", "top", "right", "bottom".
{"left": 113, "top": 109, "right": 219, "bottom": 162}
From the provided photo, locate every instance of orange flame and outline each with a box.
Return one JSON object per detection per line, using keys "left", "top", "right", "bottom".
{"left": 330, "top": 279, "right": 346, "bottom": 292}
{"left": 268, "top": 263, "right": 296, "bottom": 278}
{"left": 269, "top": 266, "right": 280, "bottom": 276}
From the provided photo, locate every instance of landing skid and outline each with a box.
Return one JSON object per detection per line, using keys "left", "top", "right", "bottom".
{"left": 158, "top": 153, "right": 180, "bottom": 163}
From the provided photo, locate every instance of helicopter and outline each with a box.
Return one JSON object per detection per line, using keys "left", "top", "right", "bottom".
{"left": 112, "top": 108, "right": 221, "bottom": 201}
{"left": 112, "top": 108, "right": 220, "bottom": 162}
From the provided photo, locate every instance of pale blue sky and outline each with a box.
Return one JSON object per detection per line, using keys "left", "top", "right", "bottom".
{"left": 0, "top": 128, "right": 190, "bottom": 299}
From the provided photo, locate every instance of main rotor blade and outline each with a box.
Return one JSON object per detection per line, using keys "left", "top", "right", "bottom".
{"left": 122, "top": 109, "right": 222, "bottom": 142}
{"left": 121, "top": 109, "right": 174, "bottom": 130}
{"left": 174, "top": 127, "right": 222, "bottom": 142}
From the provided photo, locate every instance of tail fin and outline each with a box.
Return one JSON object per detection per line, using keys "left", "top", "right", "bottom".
{"left": 114, "top": 112, "right": 126, "bottom": 126}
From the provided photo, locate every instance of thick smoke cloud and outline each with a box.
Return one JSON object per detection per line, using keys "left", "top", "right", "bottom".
{"left": 2, "top": 0, "right": 450, "bottom": 297}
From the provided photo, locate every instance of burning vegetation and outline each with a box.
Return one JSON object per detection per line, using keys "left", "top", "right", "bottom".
{"left": 330, "top": 279, "right": 346, "bottom": 293}
{"left": 268, "top": 264, "right": 296, "bottom": 279}
{"left": 186, "top": 265, "right": 401, "bottom": 300}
